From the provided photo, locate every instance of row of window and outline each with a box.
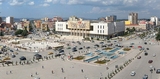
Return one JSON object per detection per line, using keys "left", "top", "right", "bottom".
{"left": 57, "top": 24, "right": 63, "bottom": 26}
{"left": 98, "top": 25, "right": 104, "bottom": 29}
{"left": 97, "top": 30, "right": 104, "bottom": 33}
{"left": 58, "top": 28, "right": 63, "bottom": 30}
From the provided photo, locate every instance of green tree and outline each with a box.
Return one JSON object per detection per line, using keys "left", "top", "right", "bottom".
{"left": 29, "top": 21, "right": 33, "bottom": 32}
{"left": 156, "top": 31, "right": 160, "bottom": 41}
{"left": 126, "top": 28, "right": 130, "bottom": 34}
{"left": 21, "top": 29, "right": 28, "bottom": 36}
{"left": 15, "top": 29, "right": 23, "bottom": 35}
{"left": 0, "top": 31, "right": 4, "bottom": 36}
{"left": 46, "top": 25, "right": 50, "bottom": 32}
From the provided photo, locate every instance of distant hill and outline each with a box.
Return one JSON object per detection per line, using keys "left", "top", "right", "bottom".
{"left": 1, "top": 17, "right": 37, "bottom": 22}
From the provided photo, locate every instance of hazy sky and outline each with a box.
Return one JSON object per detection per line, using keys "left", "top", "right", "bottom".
{"left": 0, "top": 0, "right": 159, "bottom": 19}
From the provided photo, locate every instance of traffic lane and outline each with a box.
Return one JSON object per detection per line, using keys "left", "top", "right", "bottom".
{"left": 112, "top": 44, "right": 160, "bottom": 79}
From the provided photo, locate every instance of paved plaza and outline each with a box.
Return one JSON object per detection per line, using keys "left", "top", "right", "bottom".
{"left": 0, "top": 33, "right": 159, "bottom": 79}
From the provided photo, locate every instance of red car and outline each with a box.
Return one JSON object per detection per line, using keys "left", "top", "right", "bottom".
{"left": 148, "top": 60, "right": 153, "bottom": 63}
{"left": 138, "top": 46, "right": 142, "bottom": 48}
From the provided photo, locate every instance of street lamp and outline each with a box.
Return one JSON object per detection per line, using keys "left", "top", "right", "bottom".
{"left": 150, "top": 65, "right": 153, "bottom": 79}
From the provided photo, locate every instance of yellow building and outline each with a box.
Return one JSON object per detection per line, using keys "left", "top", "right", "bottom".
{"left": 125, "top": 21, "right": 131, "bottom": 25}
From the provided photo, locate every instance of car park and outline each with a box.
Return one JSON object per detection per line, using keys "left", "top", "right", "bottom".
{"left": 130, "top": 71, "right": 136, "bottom": 76}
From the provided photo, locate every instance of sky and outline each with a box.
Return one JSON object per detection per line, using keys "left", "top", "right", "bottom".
{"left": 0, "top": 0, "right": 160, "bottom": 19}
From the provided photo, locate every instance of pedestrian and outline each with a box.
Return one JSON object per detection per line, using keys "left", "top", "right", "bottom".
{"left": 10, "top": 71, "right": 12, "bottom": 74}
{"left": 42, "top": 66, "right": 44, "bottom": 69}
{"left": 52, "top": 70, "right": 54, "bottom": 74}
{"left": 61, "top": 68, "right": 64, "bottom": 73}
{"left": 35, "top": 72, "right": 38, "bottom": 75}
{"left": 31, "top": 74, "right": 33, "bottom": 77}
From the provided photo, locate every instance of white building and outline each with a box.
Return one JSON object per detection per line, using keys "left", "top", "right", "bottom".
{"left": 150, "top": 16, "right": 158, "bottom": 26}
{"left": 6, "top": 16, "right": 14, "bottom": 24}
{"left": 55, "top": 21, "right": 125, "bottom": 39}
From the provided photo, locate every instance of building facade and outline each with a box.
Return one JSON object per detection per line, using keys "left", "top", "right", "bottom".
{"left": 6, "top": 16, "right": 14, "bottom": 24}
{"left": 150, "top": 16, "right": 158, "bottom": 26}
{"left": 128, "top": 12, "right": 138, "bottom": 25}
{"left": 106, "top": 15, "right": 117, "bottom": 22}
{"left": 55, "top": 20, "right": 125, "bottom": 39}
{"left": 0, "top": 17, "right": 2, "bottom": 23}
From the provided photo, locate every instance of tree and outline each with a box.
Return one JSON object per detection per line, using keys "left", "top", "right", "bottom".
{"left": 29, "top": 21, "right": 33, "bottom": 32}
{"left": 21, "top": 30, "right": 28, "bottom": 37}
{"left": 156, "top": 31, "right": 160, "bottom": 41}
{"left": 126, "top": 28, "right": 130, "bottom": 34}
{"left": 15, "top": 29, "right": 23, "bottom": 35}
{"left": 21, "top": 27, "right": 28, "bottom": 37}
{"left": 46, "top": 25, "right": 50, "bottom": 32}
{"left": 0, "top": 31, "right": 4, "bottom": 36}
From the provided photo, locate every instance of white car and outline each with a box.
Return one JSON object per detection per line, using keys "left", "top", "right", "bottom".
{"left": 153, "top": 54, "right": 156, "bottom": 57}
{"left": 130, "top": 71, "right": 136, "bottom": 76}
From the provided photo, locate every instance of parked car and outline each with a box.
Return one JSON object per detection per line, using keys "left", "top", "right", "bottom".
{"left": 86, "top": 46, "right": 90, "bottom": 49}
{"left": 130, "top": 71, "right": 136, "bottom": 76}
{"left": 144, "top": 52, "right": 148, "bottom": 56}
{"left": 5, "top": 61, "right": 13, "bottom": 64}
{"left": 148, "top": 60, "right": 153, "bottom": 63}
{"left": 153, "top": 54, "right": 156, "bottom": 57}
{"left": 79, "top": 47, "right": 83, "bottom": 50}
{"left": 156, "top": 69, "right": 160, "bottom": 74}
{"left": 12, "top": 55, "right": 16, "bottom": 58}
{"left": 144, "top": 42, "right": 147, "bottom": 45}
{"left": 19, "top": 56, "right": 26, "bottom": 61}
{"left": 55, "top": 54, "right": 61, "bottom": 57}
{"left": 137, "top": 56, "right": 141, "bottom": 59}
{"left": 143, "top": 74, "right": 148, "bottom": 79}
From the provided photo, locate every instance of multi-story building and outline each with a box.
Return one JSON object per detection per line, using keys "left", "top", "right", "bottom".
{"left": 21, "top": 18, "right": 29, "bottom": 22}
{"left": 6, "top": 16, "right": 14, "bottom": 24}
{"left": 106, "top": 15, "right": 117, "bottom": 22}
{"left": 128, "top": 12, "right": 138, "bottom": 25}
{"left": 150, "top": 16, "right": 158, "bottom": 26}
{"left": 52, "top": 16, "right": 63, "bottom": 22}
{"left": 0, "top": 17, "right": 2, "bottom": 23}
{"left": 34, "top": 20, "right": 42, "bottom": 29}
{"left": 55, "top": 16, "right": 125, "bottom": 39}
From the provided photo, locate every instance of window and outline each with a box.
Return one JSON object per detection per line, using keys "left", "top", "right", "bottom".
{"left": 98, "top": 25, "right": 99, "bottom": 29}
{"left": 103, "top": 26, "right": 104, "bottom": 29}
{"left": 98, "top": 30, "right": 99, "bottom": 33}
{"left": 100, "top": 25, "right": 102, "bottom": 29}
{"left": 100, "top": 30, "right": 101, "bottom": 33}
{"left": 103, "top": 30, "right": 104, "bottom": 33}
{"left": 90, "top": 25, "right": 93, "bottom": 31}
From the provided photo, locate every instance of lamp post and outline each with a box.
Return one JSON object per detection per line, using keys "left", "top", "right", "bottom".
{"left": 150, "top": 65, "right": 153, "bottom": 79}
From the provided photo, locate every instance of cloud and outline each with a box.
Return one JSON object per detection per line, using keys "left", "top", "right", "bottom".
{"left": 45, "top": 0, "right": 52, "bottom": 3}
{"left": 9, "top": 0, "right": 26, "bottom": 6}
{"left": 41, "top": 3, "right": 50, "bottom": 6}
{"left": 89, "top": 7, "right": 112, "bottom": 13}
{"left": 67, "top": 0, "right": 83, "bottom": 5}
{"left": 28, "top": 1, "right": 34, "bottom": 5}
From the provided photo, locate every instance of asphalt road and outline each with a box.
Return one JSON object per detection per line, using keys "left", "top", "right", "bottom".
{"left": 112, "top": 36, "right": 160, "bottom": 79}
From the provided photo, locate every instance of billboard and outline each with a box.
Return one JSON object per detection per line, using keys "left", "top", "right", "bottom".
{"left": 68, "top": 21, "right": 90, "bottom": 29}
